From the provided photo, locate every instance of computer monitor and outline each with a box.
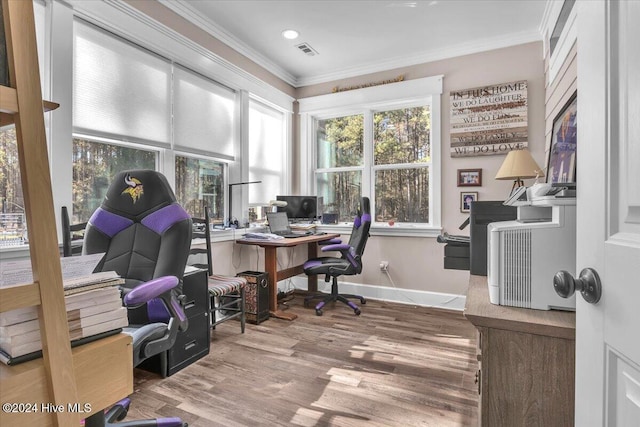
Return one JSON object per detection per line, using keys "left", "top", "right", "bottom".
{"left": 275, "top": 195, "right": 318, "bottom": 222}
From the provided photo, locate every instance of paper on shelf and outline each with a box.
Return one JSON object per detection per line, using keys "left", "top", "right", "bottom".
{"left": 0, "top": 253, "right": 105, "bottom": 286}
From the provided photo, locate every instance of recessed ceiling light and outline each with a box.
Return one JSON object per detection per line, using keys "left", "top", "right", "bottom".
{"left": 282, "top": 29, "right": 299, "bottom": 40}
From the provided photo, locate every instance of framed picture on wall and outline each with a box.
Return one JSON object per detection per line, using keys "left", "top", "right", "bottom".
{"left": 457, "top": 169, "right": 482, "bottom": 187}
{"left": 460, "top": 191, "right": 478, "bottom": 213}
{"left": 547, "top": 93, "right": 577, "bottom": 184}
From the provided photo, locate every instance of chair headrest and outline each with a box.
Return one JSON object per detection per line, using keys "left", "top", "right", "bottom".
{"left": 101, "top": 170, "right": 177, "bottom": 219}
{"left": 353, "top": 197, "right": 371, "bottom": 229}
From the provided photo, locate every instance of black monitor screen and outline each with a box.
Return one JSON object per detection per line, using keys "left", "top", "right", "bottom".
{"left": 276, "top": 195, "right": 318, "bottom": 221}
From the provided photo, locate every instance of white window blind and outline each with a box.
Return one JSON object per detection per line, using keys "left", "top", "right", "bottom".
{"left": 173, "top": 66, "right": 236, "bottom": 160}
{"left": 73, "top": 19, "right": 172, "bottom": 147}
{"left": 248, "top": 99, "right": 286, "bottom": 204}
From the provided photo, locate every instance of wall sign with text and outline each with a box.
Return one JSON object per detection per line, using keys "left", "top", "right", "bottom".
{"left": 450, "top": 80, "right": 528, "bottom": 157}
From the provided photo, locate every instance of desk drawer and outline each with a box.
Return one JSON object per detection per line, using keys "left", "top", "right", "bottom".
{"left": 183, "top": 268, "right": 209, "bottom": 316}
{"left": 167, "top": 311, "right": 210, "bottom": 376}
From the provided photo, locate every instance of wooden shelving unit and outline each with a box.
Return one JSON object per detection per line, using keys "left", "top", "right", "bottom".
{"left": 0, "top": 1, "right": 132, "bottom": 426}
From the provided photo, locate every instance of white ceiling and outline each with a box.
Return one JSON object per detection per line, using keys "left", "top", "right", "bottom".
{"left": 160, "top": 0, "right": 548, "bottom": 87}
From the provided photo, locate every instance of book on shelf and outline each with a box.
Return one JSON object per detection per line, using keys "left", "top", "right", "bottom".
{"left": 0, "top": 280, "right": 130, "bottom": 361}
{"left": 0, "top": 283, "right": 122, "bottom": 326}
{"left": 63, "top": 270, "right": 123, "bottom": 295}
{"left": 0, "top": 329, "right": 123, "bottom": 366}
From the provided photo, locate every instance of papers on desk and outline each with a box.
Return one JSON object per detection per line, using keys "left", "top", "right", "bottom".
{"left": 290, "top": 223, "right": 317, "bottom": 231}
{"left": 242, "top": 232, "right": 285, "bottom": 240}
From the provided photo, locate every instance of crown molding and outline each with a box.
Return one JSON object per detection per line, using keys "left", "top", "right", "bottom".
{"left": 146, "top": 0, "right": 543, "bottom": 89}
{"left": 296, "top": 30, "right": 543, "bottom": 87}
{"left": 158, "top": 0, "right": 298, "bottom": 86}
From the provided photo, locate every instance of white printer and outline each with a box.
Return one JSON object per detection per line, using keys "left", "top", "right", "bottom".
{"left": 487, "top": 185, "right": 576, "bottom": 311}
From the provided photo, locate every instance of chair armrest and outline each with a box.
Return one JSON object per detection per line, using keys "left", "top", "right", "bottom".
{"left": 321, "top": 243, "right": 351, "bottom": 253}
{"left": 123, "top": 276, "right": 179, "bottom": 305}
{"left": 124, "top": 275, "right": 188, "bottom": 331}
{"left": 319, "top": 238, "right": 342, "bottom": 246}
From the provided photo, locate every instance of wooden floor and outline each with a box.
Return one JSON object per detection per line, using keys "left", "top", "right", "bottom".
{"left": 127, "top": 295, "right": 479, "bottom": 427}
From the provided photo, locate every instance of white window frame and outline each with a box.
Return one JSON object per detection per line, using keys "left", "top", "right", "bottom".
{"left": 544, "top": 0, "right": 577, "bottom": 86}
{"left": 299, "top": 76, "right": 443, "bottom": 237}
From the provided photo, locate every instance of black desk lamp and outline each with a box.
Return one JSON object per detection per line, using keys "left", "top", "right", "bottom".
{"left": 228, "top": 180, "right": 261, "bottom": 227}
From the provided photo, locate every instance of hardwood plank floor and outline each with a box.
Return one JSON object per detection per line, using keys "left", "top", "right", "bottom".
{"left": 127, "top": 295, "right": 479, "bottom": 426}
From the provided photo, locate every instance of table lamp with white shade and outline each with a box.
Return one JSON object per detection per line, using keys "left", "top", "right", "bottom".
{"left": 495, "top": 148, "right": 545, "bottom": 193}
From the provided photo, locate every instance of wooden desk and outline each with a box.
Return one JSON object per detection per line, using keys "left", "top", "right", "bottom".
{"left": 0, "top": 333, "right": 133, "bottom": 426}
{"left": 236, "top": 233, "right": 340, "bottom": 320}
{"left": 464, "top": 275, "right": 575, "bottom": 426}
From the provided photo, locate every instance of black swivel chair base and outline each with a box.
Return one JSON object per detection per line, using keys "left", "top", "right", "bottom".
{"left": 304, "top": 276, "right": 366, "bottom": 316}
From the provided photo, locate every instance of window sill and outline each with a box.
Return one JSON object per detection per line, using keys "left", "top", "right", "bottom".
{"left": 318, "top": 224, "right": 442, "bottom": 238}
{"left": 0, "top": 244, "right": 32, "bottom": 260}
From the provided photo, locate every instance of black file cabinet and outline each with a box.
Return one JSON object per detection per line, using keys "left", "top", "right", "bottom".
{"left": 140, "top": 268, "right": 210, "bottom": 376}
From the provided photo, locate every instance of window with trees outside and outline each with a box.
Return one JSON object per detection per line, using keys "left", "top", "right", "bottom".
{"left": 0, "top": 127, "right": 27, "bottom": 247}
{"left": 303, "top": 75, "right": 442, "bottom": 231}
{"left": 316, "top": 114, "right": 364, "bottom": 222}
{"left": 315, "top": 106, "right": 431, "bottom": 224}
{"left": 175, "top": 155, "right": 224, "bottom": 222}
{"left": 72, "top": 138, "right": 157, "bottom": 223}
{"left": 374, "top": 107, "right": 430, "bottom": 223}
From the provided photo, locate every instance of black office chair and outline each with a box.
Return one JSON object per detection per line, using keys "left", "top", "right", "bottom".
{"left": 303, "top": 197, "right": 371, "bottom": 316}
{"left": 82, "top": 170, "right": 191, "bottom": 427}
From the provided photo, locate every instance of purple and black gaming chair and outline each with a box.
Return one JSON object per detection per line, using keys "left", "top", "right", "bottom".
{"left": 303, "top": 197, "right": 370, "bottom": 316}
{"left": 82, "top": 170, "right": 191, "bottom": 427}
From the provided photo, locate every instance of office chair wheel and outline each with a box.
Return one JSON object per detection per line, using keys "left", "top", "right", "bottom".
{"left": 315, "top": 308, "right": 323, "bottom": 316}
{"left": 116, "top": 409, "right": 128, "bottom": 422}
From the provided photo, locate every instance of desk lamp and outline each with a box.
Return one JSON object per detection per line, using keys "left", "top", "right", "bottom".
{"left": 269, "top": 200, "right": 287, "bottom": 213}
{"left": 495, "top": 149, "right": 544, "bottom": 193}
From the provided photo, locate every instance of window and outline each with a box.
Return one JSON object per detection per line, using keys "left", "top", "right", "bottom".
{"left": 0, "top": 127, "right": 27, "bottom": 247}
{"left": 248, "top": 99, "right": 287, "bottom": 219}
{"left": 373, "top": 107, "right": 431, "bottom": 223}
{"left": 315, "top": 115, "right": 363, "bottom": 221}
{"left": 175, "top": 155, "right": 224, "bottom": 221}
{"left": 0, "top": 1, "right": 46, "bottom": 246}
{"left": 72, "top": 18, "right": 236, "bottom": 226}
{"left": 173, "top": 66, "right": 236, "bottom": 160}
{"left": 315, "top": 108, "right": 431, "bottom": 224}
{"left": 73, "top": 19, "right": 172, "bottom": 147}
{"left": 72, "top": 138, "right": 157, "bottom": 223}
{"left": 300, "top": 75, "right": 443, "bottom": 232}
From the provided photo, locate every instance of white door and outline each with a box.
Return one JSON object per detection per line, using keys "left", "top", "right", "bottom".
{"left": 576, "top": 0, "right": 640, "bottom": 426}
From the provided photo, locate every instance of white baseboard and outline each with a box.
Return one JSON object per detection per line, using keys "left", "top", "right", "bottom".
{"left": 282, "top": 277, "right": 466, "bottom": 311}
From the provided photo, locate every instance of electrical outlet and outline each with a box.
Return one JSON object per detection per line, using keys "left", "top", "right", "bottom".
{"left": 379, "top": 261, "right": 389, "bottom": 271}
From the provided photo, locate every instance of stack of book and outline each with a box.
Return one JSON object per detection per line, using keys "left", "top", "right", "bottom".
{"left": 0, "top": 271, "right": 128, "bottom": 364}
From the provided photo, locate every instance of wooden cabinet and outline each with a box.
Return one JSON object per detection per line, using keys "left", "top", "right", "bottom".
{"left": 464, "top": 275, "right": 576, "bottom": 426}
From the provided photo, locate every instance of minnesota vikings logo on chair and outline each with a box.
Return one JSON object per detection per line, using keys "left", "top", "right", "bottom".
{"left": 121, "top": 173, "right": 144, "bottom": 203}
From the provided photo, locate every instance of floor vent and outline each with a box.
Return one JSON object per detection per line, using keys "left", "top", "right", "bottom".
{"left": 296, "top": 42, "right": 318, "bottom": 56}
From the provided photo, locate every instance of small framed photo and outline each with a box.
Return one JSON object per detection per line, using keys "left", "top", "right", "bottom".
{"left": 457, "top": 168, "right": 482, "bottom": 187}
{"left": 460, "top": 191, "right": 478, "bottom": 213}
